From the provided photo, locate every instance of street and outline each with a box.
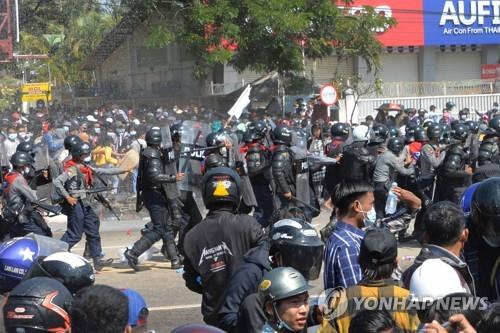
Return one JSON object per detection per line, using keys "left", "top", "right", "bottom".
{"left": 41, "top": 209, "right": 420, "bottom": 333}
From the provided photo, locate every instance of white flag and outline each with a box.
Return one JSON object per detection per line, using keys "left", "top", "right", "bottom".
{"left": 227, "top": 85, "right": 251, "bottom": 119}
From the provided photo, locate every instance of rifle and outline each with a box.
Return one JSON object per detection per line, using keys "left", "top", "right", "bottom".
{"left": 83, "top": 163, "right": 121, "bottom": 220}
{"left": 32, "top": 201, "right": 62, "bottom": 216}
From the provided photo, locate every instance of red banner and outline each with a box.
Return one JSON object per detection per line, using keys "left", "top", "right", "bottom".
{"left": 345, "top": 0, "right": 424, "bottom": 46}
{"left": 481, "top": 64, "right": 500, "bottom": 80}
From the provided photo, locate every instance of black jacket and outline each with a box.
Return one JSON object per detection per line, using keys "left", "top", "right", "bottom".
{"left": 272, "top": 145, "right": 295, "bottom": 195}
{"left": 339, "top": 141, "right": 375, "bottom": 182}
{"left": 401, "top": 244, "right": 476, "bottom": 296}
{"left": 218, "top": 241, "right": 272, "bottom": 332}
{"left": 182, "top": 209, "right": 265, "bottom": 326}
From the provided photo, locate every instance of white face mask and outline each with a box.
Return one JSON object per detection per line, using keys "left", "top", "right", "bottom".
{"left": 130, "top": 131, "right": 137, "bottom": 136}
{"left": 358, "top": 202, "right": 377, "bottom": 228}
{"left": 18, "top": 132, "right": 26, "bottom": 138}
{"left": 8, "top": 133, "right": 17, "bottom": 141}
{"left": 23, "top": 166, "right": 31, "bottom": 175}
{"left": 83, "top": 156, "right": 92, "bottom": 163}
{"left": 94, "top": 128, "right": 101, "bottom": 134}
{"left": 63, "top": 126, "right": 70, "bottom": 132}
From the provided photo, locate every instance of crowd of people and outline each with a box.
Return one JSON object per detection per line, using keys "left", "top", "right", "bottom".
{"left": 0, "top": 99, "right": 500, "bottom": 333}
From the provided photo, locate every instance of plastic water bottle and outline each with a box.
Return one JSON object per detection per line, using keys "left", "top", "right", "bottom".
{"left": 385, "top": 182, "right": 399, "bottom": 215}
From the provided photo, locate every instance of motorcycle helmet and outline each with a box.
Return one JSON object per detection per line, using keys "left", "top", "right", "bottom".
{"left": 3, "top": 277, "right": 72, "bottom": 333}
{"left": 202, "top": 167, "right": 242, "bottom": 210}
{"left": 471, "top": 177, "right": 500, "bottom": 247}
{"left": 270, "top": 219, "right": 324, "bottom": 280}
{"left": 24, "top": 252, "right": 95, "bottom": 294}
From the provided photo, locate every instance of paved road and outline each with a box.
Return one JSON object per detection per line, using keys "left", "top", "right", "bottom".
{"left": 2, "top": 210, "right": 421, "bottom": 333}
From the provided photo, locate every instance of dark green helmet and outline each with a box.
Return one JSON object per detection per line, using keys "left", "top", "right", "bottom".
{"left": 259, "top": 267, "right": 311, "bottom": 302}
{"left": 10, "top": 151, "right": 32, "bottom": 167}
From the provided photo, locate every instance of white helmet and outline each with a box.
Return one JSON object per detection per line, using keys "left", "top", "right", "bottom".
{"left": 409, "top": 259, "right": 468, "bottom": 302}
{"left": 352, "top": 125, "right": 370, "bottom": 142}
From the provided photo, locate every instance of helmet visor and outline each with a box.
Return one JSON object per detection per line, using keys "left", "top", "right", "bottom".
{"left": 280, "top": 245, "right": 324, "bottom": 280}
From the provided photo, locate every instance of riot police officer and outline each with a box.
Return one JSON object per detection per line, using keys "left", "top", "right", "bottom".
{"left": 3, "top": 151, "right": 52, "bottom": 237}
{"left": 53, "top": 141, "right": 122, "bottom": 271}
{"left": 472, "top": 140, "right": 500, "bottom": 182}
{"left": 338, "top": 125, "right": 375, "bottom": 183}
{"left": 125, "top": 128, "right": 182, "bottom": 270}
{"left": 367, "top": 123, "right": 388, "bottom": 158}
{"left": 323, "top": 123, "right": 350, "bottom": 199}
{"left": 419, "top": 125, "right": 445, "bottom": 201}
{"left": 373, "top": 137, "right": 415, "bottom": 218}
{"left": 182, "top": 167, "right": 265, "bottom": 326}
{"left": 244, "top": 121, "right": 275, "bottom": 227}
{"left": 271, "top": 125, "right": 297, "bottom": 210}
{"left": 438, "top": 123, "right": 472, "bottom": 203}
{"left": 465, "top": 120, "right": 481, "bottom": 166}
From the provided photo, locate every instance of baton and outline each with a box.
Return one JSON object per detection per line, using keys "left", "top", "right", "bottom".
{"left": 290, "top": 195, "right": 320, "bottom": 215}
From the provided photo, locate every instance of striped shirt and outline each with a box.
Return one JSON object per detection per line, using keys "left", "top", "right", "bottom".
{"left": 323, "top": 221, "right": 365, "bottom": 290}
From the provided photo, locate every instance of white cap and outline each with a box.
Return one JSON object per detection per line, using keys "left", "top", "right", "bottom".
{"left": 105, "top": 117, "right": 113, "bottom": 124}
{"left": 86, "top": 115, "right": 98, "bottom": 122}
{"left": 352, "top": 125, "right": 370, "bottom": 142}
{"left": 409, "top": 259, "right": 468, "bottom": 302}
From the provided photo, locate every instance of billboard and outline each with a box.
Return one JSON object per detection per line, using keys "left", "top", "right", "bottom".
{"left": 348, "top": 0, "right": 500, "bottom": 46}
{"left": 21, "top": 82, "right": 52, "bottom": 103}
{"left": 481, "top": 64, "right": 500, "bottom": 80}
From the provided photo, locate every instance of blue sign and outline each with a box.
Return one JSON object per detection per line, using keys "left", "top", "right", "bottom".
{"left": 424, "top": 0, "right": 500, "bottom": 45}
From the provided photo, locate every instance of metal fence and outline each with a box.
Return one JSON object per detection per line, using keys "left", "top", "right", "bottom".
{"left": 356, "top": 93, "right": 500, "bottom": 121}
{"left": 359, "top": 79, "right": 500, "bottom": 98}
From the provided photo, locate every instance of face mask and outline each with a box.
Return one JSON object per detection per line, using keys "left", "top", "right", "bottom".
{"left": 23, "top": 166, "right": 31, "bottom": 175}
{"left": 83, "top": 156, "right": 92, "bottom": 163}
{"left": 94, "top": 111, "right": 99, "bottom": 116}
{"left": 460, "top": 115, "right": 467, "bottom": 120}
{"left": 63, "top": 126, "right": 70, "bottom": 132}
{"left": 117, "top": 129, "right": 125, "bottom": 134}
{"left": 94, "top": 128, "right": 101, "bottom": 134}
{"left": 8, "top": 133, "right": 17, "bottom": 141}
{"left": 130, "top": 131, "right": 137, "bottom": 136}
{"left": 359, "top": 203, "right": 377, "bottom": 227}
{"left": 18, "top": 132, "right": 26, "bottom": 139}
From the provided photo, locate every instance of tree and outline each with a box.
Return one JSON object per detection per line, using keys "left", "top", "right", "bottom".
{"left": 133, "top": 0, "right": 394, "bottom": 79}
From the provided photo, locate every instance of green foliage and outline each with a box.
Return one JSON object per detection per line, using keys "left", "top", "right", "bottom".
{"left": 0, "top": 75, "right": 20, "bottom": 110}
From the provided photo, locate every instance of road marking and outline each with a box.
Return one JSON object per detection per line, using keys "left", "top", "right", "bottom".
{"left": 149, "top": 304, "right": 200, "bottom": 311}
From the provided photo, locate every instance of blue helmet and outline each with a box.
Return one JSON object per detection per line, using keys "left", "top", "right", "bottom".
{"left": 460, "top": 182, "right": 481, "bottom": 217}
{"left": 0, "top": 234, "right": 68, "bottom": 293}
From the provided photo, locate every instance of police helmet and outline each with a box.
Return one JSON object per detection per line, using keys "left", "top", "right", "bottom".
{"left": 70, "top": 142, "right": 91, "bottom": 157}
{"left": 273, "top": 125, "right": 293, "bottom": 145}
{"left": 247, "top": 120, "right": 266, "bottom": 140}
{"left": 488, "top": 117, "right": 500, "bottom": 136}
{"left": 16, "top": 142, "right": 35, "bottom": 155}
{"left": 405, "top": 125, "right": 417, "bottom": 143}
{"left": 330, "top": 123, "right": 350, "bottom": 140}
{"left": 64, "top": 135, "right": 83, "bottom": 151}
{"left": 451, "top": 123, "right": 469, "bottom": 141}
{"left": 259, "top": 267, "right": 311, "bottom": 303}
{"left": 387, "top": 127, "right": 399, "bottom": 138}
{"left": 10, "top": 151, "right": 32, "bottom": 167}
{"left": 270, "top": 219, "right": 324, "bottom": 280}
{"left": 371, "top": 123, "right": 388, "bottom": 141}
{"left": 427, "top": 124, "right": 442, "bottom": 140}
{"left": 145, "top": 128, "right": 162, "bottom": 145}
{"left": 471, "top": 177, "right": 500, "bottom": 247}
{"left": 204, "top": 153, "right": 226, "bottom": 172}
{"left": 414, "top": 127, "right": 428, "bottom": 142}
{"left": 478, "top": 141, "right": 499, "bottom": 166}
{"left": 446, "top": 101, "right": 456, "bottom": 110}
{"left": 206, "top": 132, "right": 226, "bottom": 147}
{"left": 24, "top": 252, "right": 95, "bottom": 295}
{"left": 202, "top": 167, "right": 241, "bottom": 210}
{"left": 465, "top": 120, "right": 479, "bottom": 134}
{"left": 387, "top": 137, "right": 405, "bottom": 155}
{"left": 3, "top": 277, "right": 72, "bottom": 333}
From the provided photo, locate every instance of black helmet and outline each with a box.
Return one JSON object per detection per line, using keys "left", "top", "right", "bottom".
{"left": 145, "top": 128, "right": 162, "bottom": 145}
{"left": 418, "top": 108, "right": 427, "bottom": 116}
{"left": 371, "top": 123, "right": 388, "bottom": 141}
{"left": 202, "top": 167, "right": 241, "bottom": 210}
{"left": 488, "top": 117, "right": 500, "bottom": 136}
{"left": 247, "top": 120, "right": 266, "bottom": 138}
{"left": 270, "top": 218, "right": 324, "bottom": 280}
{"left": 451, "top": 123, "right": 469, "bottom": 141}
{"left": 427, "top": 124, "right": 442, "bottom": 140}
{"left": 446, "top": 101, "right": 456, "bottom": 110}
{"left": 465, "top": 120, "right": 479, "bottom": 134}
{"left": 206, "top": 132, "right": 225, "bottom": 147}
{"left": 3, "top": 277, "right": 72, "bottom": 333}
{"left": 24, "top": 252, "right": 95, "bottom": 295}
{"left": 387, "top": 137, "right": 405, "bottom": 155}
{"left": 459, "top": 108, "right": 470, "bottom": 117}
{"left": 414, "top": 127, "right": 428, "bottom": 142}
{"left": 405, "top": 125, "right": 417, "bottom": 143}
{"left": 204, "top": 153, "right": 226, "bottom": 172}
{"left": 16, "top": 141, "right": 35, "bottom": 154}
{"left": 70, "top": 141, "right": 91, "bottom": 157}
{"left": 10, "top": 151, "right": 32, "bottom": 167}
{"left": 387, "top": 127, "right": 399, "bottom": 138}
{"left": 330, "top": 123, "right": 350, "bottom": 140}
{"left": 471, "top": 178, "right": 500, "bottom": 247}
{"left": 64, "top": 135, "right": 83, "bottom": 150}
{"left": 273, "top": 125, "right": 293, "bottom": 145}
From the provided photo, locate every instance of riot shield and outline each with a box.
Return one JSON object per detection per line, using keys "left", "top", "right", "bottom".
{"left": 33, "top": 143, "right": 50, "bottom": 171}
{"left": 291, "top": 128, "right": 311, "bottom": 205}
{"left": 177, "top": 121, "right": 211, "bottom": 211}
{"left": 160, "top": 124, "right": 180, "bottom": 201}
{"left": 0, "top": 139, "right": 9, "bottom": 167}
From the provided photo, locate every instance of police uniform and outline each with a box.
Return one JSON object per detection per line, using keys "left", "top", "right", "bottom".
{"left": 272, "top": 144, "right": 296, "bottom": 206}
{"left": 438, "top": 144, "right": 471, "bottom": 203}
{"left": 419, "top": 143, "right": 445, "bottom": 199}
{"left": 53, "top": 164, "right": 123, "bottom": 260}
{"left": 4, "top": 171, "right": 51, "bottom": 237}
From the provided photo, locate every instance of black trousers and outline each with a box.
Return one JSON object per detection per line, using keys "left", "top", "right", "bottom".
{"left": 61, "top": 201, "right": 101, "bottom": 258}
